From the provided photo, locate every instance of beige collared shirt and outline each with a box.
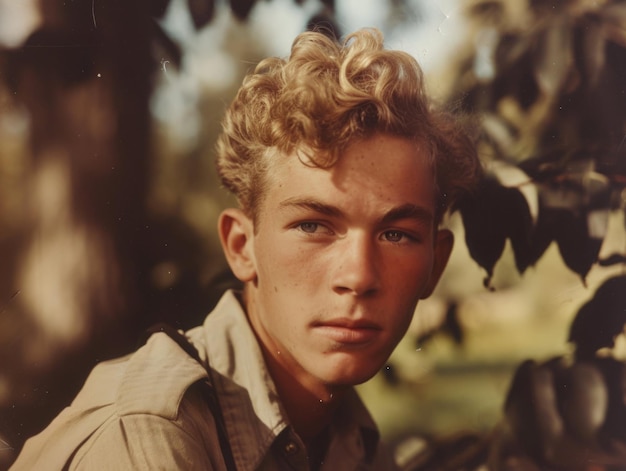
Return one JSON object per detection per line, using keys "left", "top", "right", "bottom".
{"left": 11, "top": 290, "right": 397, "bottom": 470}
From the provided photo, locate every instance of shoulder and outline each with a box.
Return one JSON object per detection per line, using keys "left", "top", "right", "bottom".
{"left": 70, "top": 385, "right": 220, "bottom": 471}
{"left": 72, "top": 331, "right": 209, "bottom": 419}
{"left": 10, "top": 331, "right": 214, "bottom": 471}
{"left": 113, "top": 331, "right": 210, "bottom": 419}
{"left": 68, "top": 333, "right": 222, "bottom": 469}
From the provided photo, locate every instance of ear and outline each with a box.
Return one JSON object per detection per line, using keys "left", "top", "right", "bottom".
{"left": 420, "top": 229, "right": 454, "bottom": 299}
{"left": 218, "top": 208, "right": 257, "bottom": 282}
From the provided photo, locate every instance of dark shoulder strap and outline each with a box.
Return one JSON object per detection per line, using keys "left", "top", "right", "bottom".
{"left": 144, "top": 323, "right": 238, "bottom": 471}
{"left": 145, "top": 323, "right": 204, "bottom": 362}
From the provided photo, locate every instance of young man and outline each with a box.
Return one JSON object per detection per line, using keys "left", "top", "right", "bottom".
{"left": 11, "top": 28, "right": 481, "bottom": 470}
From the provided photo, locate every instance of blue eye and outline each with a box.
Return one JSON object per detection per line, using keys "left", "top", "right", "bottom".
{"left": 383, "top": 230, "right": 419, "bottom": 244}
{"left": 299, "top": 222, "right": 319, "bottom": 233}
{"left": 383, "top": 231, "right": 405, "bottom": 243}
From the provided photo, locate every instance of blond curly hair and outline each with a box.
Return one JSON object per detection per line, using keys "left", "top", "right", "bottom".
{"left": 216, "top": 28, "right": 481, "bottom": 221}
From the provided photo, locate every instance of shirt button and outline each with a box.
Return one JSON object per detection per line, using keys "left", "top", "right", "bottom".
{"left": 284, "top": 441, "right": 299, "bottom": 455}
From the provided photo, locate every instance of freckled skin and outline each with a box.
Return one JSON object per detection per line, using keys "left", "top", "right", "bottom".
{"left": 244, "top": 133, "right": 452, "bottom": 389}
{"left": 219, "top": 133, "right": 453, "bottom": 440}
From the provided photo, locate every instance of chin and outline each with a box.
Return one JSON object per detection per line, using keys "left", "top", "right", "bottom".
{"left": 319, "top": 360, "right": 384, "bottom": 386}
{"left": 325, "top": 371, "right": 378, "bottom": 387}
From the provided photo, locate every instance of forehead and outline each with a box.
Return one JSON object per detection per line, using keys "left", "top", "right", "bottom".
{"left": 259, "top": 134, "right": 436, "bottom": 219}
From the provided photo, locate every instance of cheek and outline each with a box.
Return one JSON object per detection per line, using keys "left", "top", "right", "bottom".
{"left": 255, "top": 237, "right": 319, "bottom": 291}
{"left": 389, "top": 250, "right": 434, "bottom": 288}
{"left": 259, "top": 237, "right": 332, "bottom": 287}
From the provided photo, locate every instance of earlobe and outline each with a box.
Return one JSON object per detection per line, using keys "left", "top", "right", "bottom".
{"left": 420, "top": 229, "right": 454, "bottom": 299}
{"left": 218, "top": 208, "right": 257, "bottom": 282}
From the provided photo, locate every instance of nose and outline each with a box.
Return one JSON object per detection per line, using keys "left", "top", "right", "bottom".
{"left": 331, "top": 232, "right": 380, "bottom": 296}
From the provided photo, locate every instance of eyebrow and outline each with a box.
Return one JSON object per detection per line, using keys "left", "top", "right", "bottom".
{"left": 278, "top": 198, "right": 345, "bottom": 218}
{"left": 278, "top": 198, "right": 433, "bottom": 225}
{"left": 380, "top": 203, "right": 434, "bottom": 226}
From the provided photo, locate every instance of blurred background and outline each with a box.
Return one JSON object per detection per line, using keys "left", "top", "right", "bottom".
{"left": 0, "top": 0, "right": 625, "bottom": 469}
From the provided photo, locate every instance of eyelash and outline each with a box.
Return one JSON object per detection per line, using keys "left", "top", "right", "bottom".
{"left": 294, "top": 223, "right": 419, "bottom": 244}
{"left": 296, "top": 222, "right": 332, "bottom": 235}
{"left": 382, "top": 230, "right": 416, "bottom": 244}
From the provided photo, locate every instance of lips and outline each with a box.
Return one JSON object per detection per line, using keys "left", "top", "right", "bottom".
{"left": 312, "top": 318, "right": 382, "bottom": 345}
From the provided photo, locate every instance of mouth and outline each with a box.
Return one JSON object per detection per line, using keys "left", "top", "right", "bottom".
{"left": 312, "top": 318, "right": 382, "bottom": 345}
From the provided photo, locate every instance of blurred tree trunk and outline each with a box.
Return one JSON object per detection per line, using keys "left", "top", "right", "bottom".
{"left": 1, "top": 0, "right": 154, "bottom": 460}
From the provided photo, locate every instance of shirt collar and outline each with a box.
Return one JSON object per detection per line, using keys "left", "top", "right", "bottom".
{"left": 192, "top": 290, "right": 381, "bottom": 470}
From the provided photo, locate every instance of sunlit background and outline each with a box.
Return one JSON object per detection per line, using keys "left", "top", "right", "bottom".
{"left": 1, "top": 0, "right": 625, "bottom": 469}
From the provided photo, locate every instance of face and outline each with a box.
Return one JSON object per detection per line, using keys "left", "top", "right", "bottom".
{"left": 224, "top": 133, "right": 452, "bottom": 389}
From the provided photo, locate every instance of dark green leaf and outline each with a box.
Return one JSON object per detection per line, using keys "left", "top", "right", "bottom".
{"left": 532, "top": 14, "right": 573, "bottom": 96}
{"left": 504, "top": 359, "right": 565, "bottom": 463}
{"left": 554, "top": 210, "right": 602, "bottom": 283}
{"left": 568, "top": 275, "right": 626, "bottom": 360}
{"left": 442, "top": 303, "right": 463, "bottom": 345}
{"left": 493, "top": 43, "right": 539, "bottom": 110}
{"left": 188, "top": 0, "right": 215, "bottom": 29}
{"left": 468, "top": 0, "right": 504, "bottom": 22}
{"left": 525, "top": 203, "right": 556, "bottom": 268}
{"left": 459, "top": 178, "right": 533, "bottom": 286}
{"left": 598, "top": 253, "right": 626, "bottom": 266}
{"left": 601, "top": 1, "right": 626, "bottom": 31}
{"left": 557, "top": 362, "right": 608, "bottom": 444}
{"left": 529, "top": 0, "right": 573, "bottom": 15}
{"left": 306, "top": 13, "right": 340, "bottom": 40}
{"left": 506, "top": 188, "right": 534, "bottom": 274}
{"left": 575, "top": 13, "right": 606, "bottom": 87}
{"left": 151, "top": 0, "right": 172, "bottom": 19}
{"left": 593, "top": 357, "right": 626, "bottom": 446}
{"left": 458, "top": 179, "right": 508, "bottom": 287}
{"left": 532, "top": 174, "right": 611, "bottom": 282}
{"left": 230, "top": 0, "right": 256, "bottom": 21}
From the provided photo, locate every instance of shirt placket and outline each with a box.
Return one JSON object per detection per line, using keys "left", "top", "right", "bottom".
{"left": 273, "top": 429, "right": 310, "bottom": 470}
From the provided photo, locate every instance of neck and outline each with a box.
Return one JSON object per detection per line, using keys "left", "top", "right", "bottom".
{"left": 263, "top": 342, "right": 348, "bottom": 441}
{"left": 241, "top": 288, "right": 350, "bottom": 440}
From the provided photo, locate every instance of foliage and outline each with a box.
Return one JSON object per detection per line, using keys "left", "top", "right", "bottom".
{"left": 1, "top": 0, "right": 626, "bottom": 469}
{"left": 0, "top": 1, "right": 340, "bottom": 463}
{"left": 153, "top": 0, "right": 340, "bottom": 53}
{"left": 402, "top": 277, "right": 626, "bottom": 469}
{"left": 165, "top": 0, "right": 626, "bottom": 290}
{"left": 453, "top": 0, "right": 626, "bottom": 287}
{"left": 435, "top": 4, "right": 626, "bottom": 465}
